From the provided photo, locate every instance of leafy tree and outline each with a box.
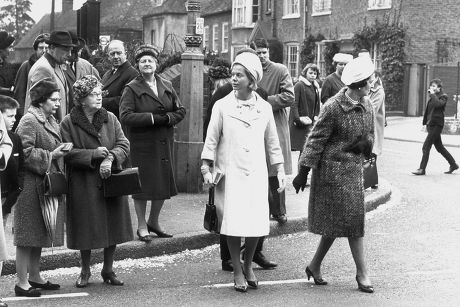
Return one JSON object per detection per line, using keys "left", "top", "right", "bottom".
{"left": 0, "top": 0, "right": 35, "bottom": 42}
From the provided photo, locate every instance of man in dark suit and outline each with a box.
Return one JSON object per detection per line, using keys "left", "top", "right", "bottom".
{"left": 101, "top": 40, "right": 138, "bottom": 118}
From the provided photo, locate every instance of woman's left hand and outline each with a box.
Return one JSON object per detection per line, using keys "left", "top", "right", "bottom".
{"left": 277, "top": 172, "right": 286, "bottom": 193}
{"left": 99, "top": 156, "right": 113, "bottom": 179}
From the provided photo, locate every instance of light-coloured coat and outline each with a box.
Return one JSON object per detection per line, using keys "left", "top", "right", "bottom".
{"left": 201, "top": 92, "right": 284, "bottom": 237}
{"left": 0, "top": 113, "right": 12, "bottom": 260}
{"left": 369, "top": 77, "right": 385, "bottom": 156}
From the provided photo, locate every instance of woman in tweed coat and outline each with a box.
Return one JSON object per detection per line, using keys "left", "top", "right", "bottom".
{"left": 293, "top": 56, "right": 376, "bottom": 293}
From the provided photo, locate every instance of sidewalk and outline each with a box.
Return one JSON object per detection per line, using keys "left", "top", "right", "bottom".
{"left": 385, "top": 116, "right": 460, "bottom": 147}
{"left": 1, "top": 150, "right": 392, "bottom": 275}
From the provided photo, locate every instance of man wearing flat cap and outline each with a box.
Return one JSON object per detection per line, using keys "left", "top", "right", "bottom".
{"left": 64, "top": 31, "right": 100, "bottom": 86}
{"left": 320, "top": 52, "right": 353, "bottom": 104}
{"left": 0, "top": 31, "right": 15, "bottom": 97}
{"left": 101, "top": 40, "right": 138, "bottom": 119}
{"left": 25, "top": 30, "right": 75, "bottom": 122}
{"left": 12, "top": 33, "right": 49, "bottom": 129}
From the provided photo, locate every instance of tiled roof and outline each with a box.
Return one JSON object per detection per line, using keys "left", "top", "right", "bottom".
{"left": 142, "top": 0, "right": 187, "bottom": 17}
{"left": 202, "top": 0, "right": 232, "bottom": 17}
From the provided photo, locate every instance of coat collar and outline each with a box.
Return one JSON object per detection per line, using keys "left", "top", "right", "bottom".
{"left": 337, "top": 88, "right": 369, "bottom": 113}
{"left": 128, "top": 75, "right": 173, "bottom": 104}
{"left": 227, "top": 92, "right": 262, "bottom": 125}
{"left": 44, "top": 53, "right": 60, "bottom": 68}
{"left": 103, "top": 61, "right": 133, "bottom": 88}
{"left": 70, "top": 106, "right": 108, "bottom": 138}
{"left": 369, "top": 77, "right": 383, "bottom": 93}
{"left": 28, "top": 106, "right": 61, "bottom": 140}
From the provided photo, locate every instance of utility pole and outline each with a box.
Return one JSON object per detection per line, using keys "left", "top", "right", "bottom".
{"left": 50, "top": 0, "right": 55, "bottom": 32}
{"left": 175, "top": 0, "right": 204, "bottom": 193}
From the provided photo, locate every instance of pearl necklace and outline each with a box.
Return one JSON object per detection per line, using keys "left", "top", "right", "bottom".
{"left": 345, "top": 92, "right": 360, "bottom": 105}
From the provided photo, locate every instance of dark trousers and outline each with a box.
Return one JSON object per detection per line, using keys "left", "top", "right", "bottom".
{"left": 419, "top": 125, "right": 456, "bottom": 170}
{"left": 268, "top": 176, "right": 286, "bottom": 216}
{"left": 220, "top": 235, "right": 265, "bottom": 261}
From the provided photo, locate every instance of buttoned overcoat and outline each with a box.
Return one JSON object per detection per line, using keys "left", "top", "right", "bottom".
{"left": 201, "top": 92, "right": 284, "bottom": 237}
{"left": 299, "top": 88, "right": 374, "bottom": 237}
{"left": 60, "top": 107, "right": 133, "bottom": 250}
{"left": 120, "top": 75, "right": 186, "bottom": 200}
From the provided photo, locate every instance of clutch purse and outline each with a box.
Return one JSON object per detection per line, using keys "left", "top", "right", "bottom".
{"left": 363, "top": 156, "right": 378, "bottom": 189}
{"left": 43, "top": 160, "right": 67, "bottom": 196}
{"left": 102, "top": 167, "right": 142, "bottom": 198}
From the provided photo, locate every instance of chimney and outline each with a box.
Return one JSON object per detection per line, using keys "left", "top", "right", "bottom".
{"left": 62, "top": 0, "right": 74, "bottom": 12}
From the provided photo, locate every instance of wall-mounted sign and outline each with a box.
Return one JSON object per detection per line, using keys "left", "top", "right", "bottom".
{"left": 196, "top": 18, "right": 204, "bottom": 35}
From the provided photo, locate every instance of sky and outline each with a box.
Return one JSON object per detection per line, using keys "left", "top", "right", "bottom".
{"left": 1, "top": 0, "right": 86, "bottom": 22}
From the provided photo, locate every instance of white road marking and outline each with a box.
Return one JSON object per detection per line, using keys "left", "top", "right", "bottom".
{"left": 202, "top": 278, "right": 310, "bottom": 288}
{"left": 3, "top": 292, "right": 89, "bottom": 301}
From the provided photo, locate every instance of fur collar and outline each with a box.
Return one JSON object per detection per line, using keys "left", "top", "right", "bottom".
{"left": 70, "top": 106, "right": 108, "bottom": 138}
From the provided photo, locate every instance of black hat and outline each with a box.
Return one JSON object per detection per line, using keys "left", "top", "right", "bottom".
{"left": 134, "top": 44, "right": 160, "bottom": 62}
{"left": 29, "top": 78, "right": 60, "bottom": 103}
{"left": 46, "top": 31, "right": 76, "bottom": 48}
{"left": 0, "top": 31, "right": 15, "bottom": 49}
{"left": 33, "top": 33, "right": 50, "bottom": 50}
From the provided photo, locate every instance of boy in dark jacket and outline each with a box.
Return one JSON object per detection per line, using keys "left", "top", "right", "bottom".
{"left": 0, "top": 95, "right": 24, "bottom": 226}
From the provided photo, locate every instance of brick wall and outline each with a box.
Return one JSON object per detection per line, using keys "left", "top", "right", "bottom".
{"left": 203, "top": 12, "right": 232, "bottom": 62}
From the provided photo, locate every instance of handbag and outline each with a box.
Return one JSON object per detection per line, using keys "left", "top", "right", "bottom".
{"left": 203, "top": 186, "right": 219, "bottom": 233}
{"left": 43, "top": 159, "right": 67, "bottom": 196}
{"left": 102, "top": 167, "right": 142, "bottom": 198}
{"left": 363, "top": 155, "right": 378, "bottom": 189}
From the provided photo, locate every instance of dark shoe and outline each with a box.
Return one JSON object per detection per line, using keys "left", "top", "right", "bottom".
{"left": 242, "top": 269, "right": 258, "bottom": 289}
{"left": 14, "top": 285, "right": 41, "bottom": 297}
{"left": 0, "top": 299, "right": 7, "bottom": 307}
{"left": 137, "top": 230, "right": 153, "bottom": 242}
{"left": 356, "top": 276, "right": 374, "bottom": 293}
{"left": 371, "top": 184, "right": 378, "bottom": 189}
{"left": 253, "top": 252, "right": 277, "bottom": 269}
{"left": 233, "top": 280, "right": 247, "bottom": 293}
{"left": 305, "top": 266, "right": 328, "bottom": 285}
{"left": 147, "top": 224, "right": 173, "bottom": 238}
{"left": 412, "top": 168, "right": 425, "bottom": 175}
{"left": 75, "top": 272, "right": 91, "bottom": 288}
{"left": 221, "top": 260, "right": 233, "bottom": 272}
{"left": 101, "top": 271, "right": 124, "bottom": 286}
{"left": 272, "top": 214, "right": 287, "bottom": 224}
{"left": 445, "top": 163, "right": 459, "bottom": 174}
{"left": 28, "top": 280, "right": 60, "bottom": 290}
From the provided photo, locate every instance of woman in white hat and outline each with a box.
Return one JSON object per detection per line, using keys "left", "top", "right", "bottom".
{"left": 293, "top": 56, "right": 376, "bottom": 293}
{"left": 320, "top": 53, "right": 353, "bottom": 104}
{"left": 201, "top": 52, "right": 286, "bottom": 292}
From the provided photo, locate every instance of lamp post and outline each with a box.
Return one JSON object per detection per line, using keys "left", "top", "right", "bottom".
{"left": 175, "top": 0, "right": 204, "bottom": 193}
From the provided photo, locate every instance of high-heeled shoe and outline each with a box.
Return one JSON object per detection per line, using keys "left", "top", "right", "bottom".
{"left": 137, "top": 230, "right": 152, "bottom": 242}
{"left": 147, "top": 224, "right": 173, "bottom": 238}
{"left": 242, "top": 269, "right": 258, "bottom": 289}
{"left": 233, "top": 280, "right": 248, "bottom": 293}
{"left": 305, "top": 266, "right": 328, "bottom": 285}
{"left": 75, "top": 272, "right": 91, "bottom": 288}
{"left": 356, "top": 276, "right": 374, "bottom": 293}
{"left": 101, "top": 271, "right": 124, "bottom": 286}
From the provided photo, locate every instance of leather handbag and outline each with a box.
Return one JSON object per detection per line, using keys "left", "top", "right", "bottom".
{"left": 43, "top": 159, "right": 67, "bottom": 196}
{"left": 363, "top": 155, "right": 378, "bottom": 189}
{"left": 102, "top": 167, "right": 142, "bottom": 198}
{"left": 203, "top": 186, "right": 219, "bottom": 233}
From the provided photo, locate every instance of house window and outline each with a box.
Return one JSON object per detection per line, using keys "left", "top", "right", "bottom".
{"left": 312, "top": 0, "right": 331, "bottom": 16}
{"left": 252, "top": 0, "right": 259, "bottom": 23}
{"left": 368, "top": 0, "right": 391, "bottom": 10}
{"left": 222, "top": 22, "right": 229, "bottom": 53}
{"left": 212, "top": 24, "right": 219, "bottom": 52}
{"left": 315, "top": 42, "right": 326, "bottom": 77}
{"left": 265, "top": 0, "right": 272, "bottom": 13}
{"left": 370, "top": 43, "right": 382, "bottom": 71}
{"left": 203, "top": 26, "right": 209, "bottom": 50}
{"left": 287, "top": 44, "right": 299, "bottom": 77}
{"left": 233, "top": 0, "right": 256, "bottom": 27}
{"left": 150, "top": 30, "right": 156, "bottom": 45}
{"left": 283, "top": 0, "right": 300, "bottom": 18}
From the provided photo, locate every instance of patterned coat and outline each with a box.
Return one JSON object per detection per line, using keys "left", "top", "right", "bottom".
{"left": 299, "top": 88, "right": 374, "bottom": 238}
{"left": 14, "top": 107, "right": 65, "bottom": 247}
{"left": 60, "top": 107, "right": 133, "bottom": 250}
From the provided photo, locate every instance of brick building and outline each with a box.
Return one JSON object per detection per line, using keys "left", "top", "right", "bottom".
{"left": 202, "top": 0, "right": 232, "bottom": 61}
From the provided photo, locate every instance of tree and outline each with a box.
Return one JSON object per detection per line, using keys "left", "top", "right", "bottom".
{"left": 0, "top": 0, "right": 35, "bottom": 42}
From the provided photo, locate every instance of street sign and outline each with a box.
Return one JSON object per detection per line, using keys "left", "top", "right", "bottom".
{"left": 196, "top": 18, "right": 204, "bottom": 35}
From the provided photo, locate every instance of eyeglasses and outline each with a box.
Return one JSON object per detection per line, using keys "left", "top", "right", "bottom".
{"left": 49, "top": 97, "right": 61, "bottom": 102}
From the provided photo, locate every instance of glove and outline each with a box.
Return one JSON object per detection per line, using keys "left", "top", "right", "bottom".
{"left": 277, "top": 171, "right": 286, "bottom": 193}
{"left": 292, "top": 165, "right": 310, "bottom": 193}
{"left": 99, "top": 155, "right": 113, "bottom": 179}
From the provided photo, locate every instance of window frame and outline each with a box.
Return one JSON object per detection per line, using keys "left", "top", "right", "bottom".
{"left": 315, "top": 42, "right": 326, "bottom": 78}
{"left": 283, "top": 0, "right": 300, "bottom": 19}
{"left": 203, "top": 25, "right": 210, "bottom": 50}
{"left": 370, "top": 43, "right": 382, "bottom": 71}
{"left": 368, "top": 0, "right": 392, "bottom": 10}
{"left": 212, "top": 24, "right": 219, "bottom": 53}
{"left": 286, "top": 43, "right": 300, "bottom": 78}
{"left": 222, "top": 22, "right": 229, "bottom": 53}
{"left": 233, "top": 0, "right": 256, "bottom": 27}
{"left": 312, "top": 0, "right": 332, "bottom": 17}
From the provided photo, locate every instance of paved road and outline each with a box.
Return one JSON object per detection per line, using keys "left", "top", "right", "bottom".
{"left": 1, "top": 139, "right": 459, "bottom": 306}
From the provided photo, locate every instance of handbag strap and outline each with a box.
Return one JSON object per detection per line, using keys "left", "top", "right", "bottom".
{"left": 46, "top": 153, "right": 63, "bottom": 175}
{"left": 208, "top": 186, "right": 215, "bottom": 207}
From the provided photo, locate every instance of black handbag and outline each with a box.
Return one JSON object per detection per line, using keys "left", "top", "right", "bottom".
{"left": 203, "top": 186, "right": 219, "bottom": 233}
{"left": 102, "top": 167, "right": 142, "bottom": 198}
{"left": 43, "top": 159, "right": 67, "bottom": 196}
{"left": 363, "top": 155, "right": 378, "bottom": 189}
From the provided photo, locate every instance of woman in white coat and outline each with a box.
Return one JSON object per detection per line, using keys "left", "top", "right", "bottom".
{"left": 201, "top": 52, "right": 286, "bottom": 292}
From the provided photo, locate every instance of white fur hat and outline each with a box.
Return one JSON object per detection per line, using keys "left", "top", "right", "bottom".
{"left": 232, "top": 52, "right": 263, "bottom": 83}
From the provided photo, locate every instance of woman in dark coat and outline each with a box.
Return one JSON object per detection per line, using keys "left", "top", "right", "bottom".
{"left": 14, "top": 78, "right": 68, "bottom": 297}
{"left": 120, "top": 45, "right": 186, "bottom": 241}
{"left": 289, "top": 63, "right": 321, "bottom": 151}
{"left": 293, "top": 56, "right": 376, "bottom": 293}
{"left": 60, "top": 75, "right": 132, "bottom": 288}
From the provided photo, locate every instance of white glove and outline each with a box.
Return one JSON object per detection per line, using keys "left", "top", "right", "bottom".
{"left": 277, "top": 172, "right": 286, "bottom": 193}
{"left": 299, "top": 116, "right": 312, "bottom": 125}
{"left": 99, "top": 155, "right": 113, "bottom": 179}
{"left": 203, "top": 172, "right": 213, "bottom": 185}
